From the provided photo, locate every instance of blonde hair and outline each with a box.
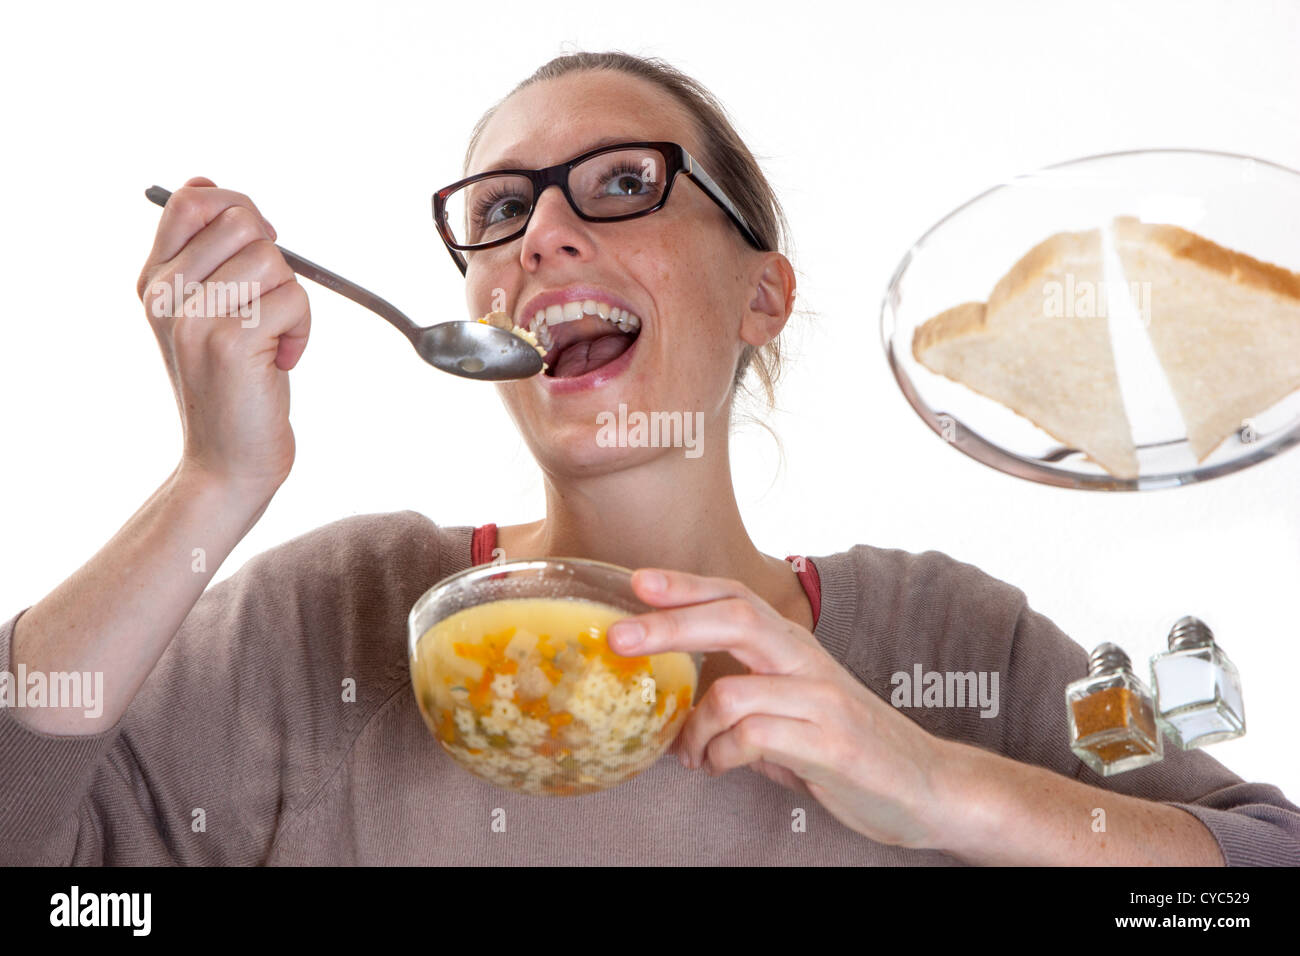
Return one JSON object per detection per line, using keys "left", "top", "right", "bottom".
{"left": 463, "top": 50, "right": 804, "bottom": 447}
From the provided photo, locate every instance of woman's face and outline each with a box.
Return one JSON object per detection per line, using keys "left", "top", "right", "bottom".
{"left": 464, "top": 70, "right": 787, "bottom": 477}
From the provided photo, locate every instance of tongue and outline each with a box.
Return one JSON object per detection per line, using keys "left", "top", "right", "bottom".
{"left": 551, "top": 331, "right": 635, "bottom": 379}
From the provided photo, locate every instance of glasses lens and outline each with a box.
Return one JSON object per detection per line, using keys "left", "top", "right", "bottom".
{"left": 570, "top": 147, "right": 669, "bottom": 218}
{"left": 439, "top": 147, "right": 671, "bottom": 248}
{"left": 442, "top": 174, "right": 535, "bottom": 247}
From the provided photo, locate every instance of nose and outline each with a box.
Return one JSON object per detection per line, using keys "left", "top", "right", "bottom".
{"left": 518, "top": 184, "right": 593, "bottom": 271}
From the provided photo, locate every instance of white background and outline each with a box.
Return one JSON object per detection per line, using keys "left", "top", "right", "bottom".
{"left": 2, "top": 1, "right": 1297, "bottom": 802}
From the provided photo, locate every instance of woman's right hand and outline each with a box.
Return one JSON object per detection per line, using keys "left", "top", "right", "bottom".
{"left": 137, "top": 176, "right": 311, "bottom": 499}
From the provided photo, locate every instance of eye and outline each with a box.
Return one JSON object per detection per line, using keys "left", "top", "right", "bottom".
{"left": 599, "top": 162, "right": 652, "bottom": 197}
{"left": 472, "top": 186, "right": 529, "bottom": 227}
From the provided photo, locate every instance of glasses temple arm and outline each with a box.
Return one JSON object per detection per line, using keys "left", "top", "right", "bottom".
{"left": 683, "top": 154, "right": 764, "bottom": 250}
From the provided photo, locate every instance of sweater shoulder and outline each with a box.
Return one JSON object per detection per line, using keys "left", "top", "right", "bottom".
{"left": 812, "top": 542, "right": 1031, "bottom": 676}
{"left": 236, "top": 509, "right": 467, "bottom": 584}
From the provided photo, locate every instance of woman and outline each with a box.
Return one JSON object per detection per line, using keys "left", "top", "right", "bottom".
{"left": 2, "top": 51, "right": 1297, "bottom": 865}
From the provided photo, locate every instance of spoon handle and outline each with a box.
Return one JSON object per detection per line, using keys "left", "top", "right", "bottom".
{"left": 144, "top": 185, "right": 421, "bottom": 341}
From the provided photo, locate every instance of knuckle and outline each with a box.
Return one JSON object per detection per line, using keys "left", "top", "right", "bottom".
{"left": 728, "top": 598, "right": 762, "bottom": 629}
{"left": 251, "top": 238, "right": 286, "bottom": 271}
{"left": 284, "top": 277, "right": 309, "bottom": 313}
{"left": 655, "top": 610, "right": 680, "bottom": 644}
{"left": 708, "top": 676, "right": 746, "bottom": 720}
{"left": 734, "top": 715, "right": 767, "bottom": 750}
{"left": 167, "top": 187, "right": 205, "bottom": 221}
{"left": 219, "top": 205, "right": 265, "bottom": 247}
{"left": 137, "top": 267, "right": 159, "bottom": 302}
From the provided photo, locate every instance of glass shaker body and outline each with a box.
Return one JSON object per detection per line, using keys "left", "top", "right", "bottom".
{"left": 1066, "top": 669, "right": 1163, "bottom": 776}
{"left": 1151, "top": 643, "right": 1245, "bottom": 749}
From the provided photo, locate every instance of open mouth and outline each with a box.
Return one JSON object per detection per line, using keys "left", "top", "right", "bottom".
{"left": 531, "top": 302, "right": 643, "bottom": 379}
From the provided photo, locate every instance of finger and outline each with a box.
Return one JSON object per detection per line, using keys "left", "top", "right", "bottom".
{"left": 270, "top": 282, "right": 311, "bottom": 371}
{"left": 192, "top": 274, "right": 311, "bottom": 368}
{"left": 748, "top": 757, "right": 813, "bottom": 796}
{"left": 159, "top": 204, "right": 277, "bottom": 297}
{"left": 139, "top": 183, "right": 276, "bottom": 297}
{"left": 181, "top": 237, "right": 295, "bottom": 319}
{"left": 257, "top": 279, "right": 312, "bottom": 371}
{"left": 678, "top": 674, "right": 831, "bottom": 769}
{"left": 608, "top": 595, "right": 819, "bottom": 675}
{"left": 703, "top": 713, "right": 828, "bottom": 780}
{"left": 626, "top": 566, "right": 753, "bottom": 609}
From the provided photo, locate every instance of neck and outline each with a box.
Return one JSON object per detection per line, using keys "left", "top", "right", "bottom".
{"left": 529, "top": 438, "right": 774, "bottom": 584}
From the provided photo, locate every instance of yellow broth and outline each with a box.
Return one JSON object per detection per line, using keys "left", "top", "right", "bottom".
{"left": 411, "top": 597, "right": 697, "bottom": 795}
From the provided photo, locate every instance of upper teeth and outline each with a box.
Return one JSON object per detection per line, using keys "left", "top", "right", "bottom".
{"left": 529, "top": 300, "right": 641, "bottom": 350}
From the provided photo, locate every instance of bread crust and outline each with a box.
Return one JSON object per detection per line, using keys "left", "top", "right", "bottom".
{"left": 987, "top": 229, "right": 1099, "bottom": 315}
{"left": 910, "top": 301, "right": 986, "bottom": 361}
{"left": 1112, "top": 215, "right": 1300, "bottom": 302}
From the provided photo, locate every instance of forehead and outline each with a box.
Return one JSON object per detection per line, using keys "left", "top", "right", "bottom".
{"left": 468, "top": 70, "right": 702, "bottom": 175}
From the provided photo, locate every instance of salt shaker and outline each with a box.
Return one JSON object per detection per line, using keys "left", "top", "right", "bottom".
{"left": 1149, "top": 616, "right": 1245, "bottom": 749}
{"left": 1065, "top": 642, "right": 1163, "bottom": 776}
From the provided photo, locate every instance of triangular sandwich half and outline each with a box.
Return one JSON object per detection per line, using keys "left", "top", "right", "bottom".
{"left": 1112, "top": 216, "right": 1300, "bottom": 461}
{"left": 911, "top": 229, "right": 1139, "bottom": 478}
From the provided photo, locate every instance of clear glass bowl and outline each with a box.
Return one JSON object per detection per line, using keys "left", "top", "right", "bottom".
{"left": 408, "top": 557, "right": 700, "bottom": 796}
{"left": 881, "top": 148, "right": 1300, "bottom": 490}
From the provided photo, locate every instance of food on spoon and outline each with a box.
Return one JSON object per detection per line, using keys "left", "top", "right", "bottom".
{"left": 477, "top": 310, "right": 548, "bottom": 372}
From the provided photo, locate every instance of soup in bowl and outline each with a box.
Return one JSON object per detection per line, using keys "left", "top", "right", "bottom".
{"left": 408, "top": 557, "right": 699, "bottom": 796}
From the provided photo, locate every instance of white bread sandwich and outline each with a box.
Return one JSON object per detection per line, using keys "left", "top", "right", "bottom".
{"left": 1111, "top": 216, "right": 1300, "bottom": 462}
{"left": 911, "top": 219, "right": 1300, "bottom": 478}
{"left": 911, "top": 228, "right": 1140, "bottom": 478}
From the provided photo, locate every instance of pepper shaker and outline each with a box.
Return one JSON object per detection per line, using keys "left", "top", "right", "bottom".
{"left": 1066, "top": 642, "right": 1163, "bottom": 776}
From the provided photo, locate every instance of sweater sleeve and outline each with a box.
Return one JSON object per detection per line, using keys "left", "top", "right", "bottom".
{"left": 833, "top": 544, "right": 1300, "bottom": 867}
{"left": 0, "top": 509, "right": 443, "bottom": 865}
{"left": 998, "top": 596, "right": 1300, "bottom": 867}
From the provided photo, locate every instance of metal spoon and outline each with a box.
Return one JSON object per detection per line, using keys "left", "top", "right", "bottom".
{"left": 143, "top": 185, "right": 543, "bottom": 380}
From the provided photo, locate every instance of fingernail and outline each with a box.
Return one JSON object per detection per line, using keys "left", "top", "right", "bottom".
{"left": 641, "top": 570, "right": 666, "bottom": 592}
{"left": 609, "top": 620, "right": 644, "bottom": 648}
{"left": 261, "top": 217, "right": 277, "bottom": 240}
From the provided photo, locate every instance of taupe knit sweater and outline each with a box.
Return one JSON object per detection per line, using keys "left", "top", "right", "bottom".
{"left": 2, "top": 511, "right": 1297, "bottom": 865}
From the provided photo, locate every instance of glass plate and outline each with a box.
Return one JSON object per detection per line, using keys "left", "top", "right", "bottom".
{"left": 881, "top": 149, "right": 1300, "bottom": 491}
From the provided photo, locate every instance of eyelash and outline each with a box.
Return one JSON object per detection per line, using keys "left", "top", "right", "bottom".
{"left": 469, "top": 160, "right": 653, "bottom": 225}
{"left": 471, "top": 185, "right": 525, "bottom": 225}
{"left": 598, "top": 162, "right": 648, "bottom": 192}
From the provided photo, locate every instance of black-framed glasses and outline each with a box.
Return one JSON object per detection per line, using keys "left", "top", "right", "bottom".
{"left": 432, "top": 141, "right": 763, "bottom": 275}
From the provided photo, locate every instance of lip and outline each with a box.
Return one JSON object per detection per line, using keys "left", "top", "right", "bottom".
{"left": 517, "top": 284, "right": 644, "bottom": 333}
{"left": 539, "top": 329, "right": 641, "bottom": 394}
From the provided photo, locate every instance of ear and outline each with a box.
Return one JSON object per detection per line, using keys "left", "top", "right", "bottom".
{"left": 739, "top": 252, "right": 796, "bottom": 348}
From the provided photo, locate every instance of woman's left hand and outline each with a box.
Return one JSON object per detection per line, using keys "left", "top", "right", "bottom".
{"left": 606, "top": 566, "right": 955, "bottom": 850}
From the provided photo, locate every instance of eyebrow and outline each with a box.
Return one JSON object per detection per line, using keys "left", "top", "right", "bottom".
{"left": 475, "top": 135, "right": 647, "bottom": 174}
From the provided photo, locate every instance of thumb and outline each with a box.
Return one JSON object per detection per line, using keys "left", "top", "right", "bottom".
{"left": 183, "top": 175, "right": 216, "bottom": 187}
